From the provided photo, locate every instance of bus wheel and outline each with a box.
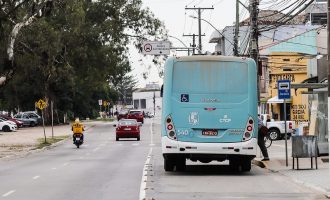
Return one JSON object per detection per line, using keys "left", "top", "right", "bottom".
{"left": 175, "top": 158, "right": 186, "bottom": 172}
{"left": 164, "top": 158, "right": 174, "bottom": 172}
{"left": 229, "top": 159, "right": 240, "bottom": 171}
{"left": 242, "top": 160, "right": 251, "bottom": 172}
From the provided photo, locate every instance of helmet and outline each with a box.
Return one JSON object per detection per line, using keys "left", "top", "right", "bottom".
{"left": 75, "top": 118, "right": 80, "bottom": 123}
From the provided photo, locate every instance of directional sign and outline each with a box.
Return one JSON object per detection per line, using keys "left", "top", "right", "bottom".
{"left": 142, "top": 41, "right": 170, "bottom": 55}
{"left": 278, "top": 80, "right": 291, "bottom": 99}
{"left": 36, "top": 99, "right": 47, "bottom": 110}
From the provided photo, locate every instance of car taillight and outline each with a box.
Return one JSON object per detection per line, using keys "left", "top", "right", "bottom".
{"left": 243, "top": 116, "right": 254, "bottom": 141}
{"left": 289, "top": 122, "right": 292, "bottom": 129}
{"left": 166, "top": 115, "right": 176, "bottom": 140}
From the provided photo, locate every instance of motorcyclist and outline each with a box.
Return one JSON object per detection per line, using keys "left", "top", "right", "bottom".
{"left": 72, "top": 118, "right": 84, "bottom": 143}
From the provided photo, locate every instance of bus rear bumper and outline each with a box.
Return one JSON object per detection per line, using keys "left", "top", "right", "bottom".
{"left": 162, "top": 136, "right": 257, "bottom": 158}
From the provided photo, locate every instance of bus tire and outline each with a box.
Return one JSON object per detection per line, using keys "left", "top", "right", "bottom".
{"left": 175, "top": 158, "right": 186, "bottom": 172}
{"left": 242, "top": 160, "right": 251, "bottom": 172}
{"left": 229, "top": 159, "right": 240, "bottom": 172}
{"left": 164, "top": 158, "right": 174, "bottom": 172}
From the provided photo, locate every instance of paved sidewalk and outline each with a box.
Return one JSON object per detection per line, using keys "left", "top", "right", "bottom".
{"left": 254, "top": 139, "right": 330, "bottom": 197}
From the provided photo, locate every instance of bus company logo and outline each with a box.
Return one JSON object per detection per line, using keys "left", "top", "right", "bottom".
{"left": 188, "top": 112, "right": 199, "bottom": 125}
{"left": 201, "top": 98, "right": 220, "bottom": 103}
{"left": 219, "top": 115, "right": 231, "bottom": 123}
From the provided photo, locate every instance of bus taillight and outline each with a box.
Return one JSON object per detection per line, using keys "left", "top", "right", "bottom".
{"left": 166, "top": 115, "right": 177, "bottom": 140}
{"left": 243, "top": 117, "right": 254, "bottom": 141}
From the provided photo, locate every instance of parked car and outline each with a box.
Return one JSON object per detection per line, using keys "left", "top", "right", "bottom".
{"left": 13, "top": 113, "right": 38, "bottom": 127}
{"left": 114, "top": 119, "right": 141, "bottom": 141}
{"left": 0, "top": 118, "right": 17, "bottom": 132}
{"left": 0, "top": 114, "right": 24, "bottom": 128}
{"left": 127, "top": 109, "right": 144, "bottom": 123}
{"left": 117, "top": 110, "right": 129, "bottom": 121}
{"left": 22, "top": 111, "right": 42, "bottom": 124}
{"left": 260, "top": 114, "right": 295, "bottom": 140}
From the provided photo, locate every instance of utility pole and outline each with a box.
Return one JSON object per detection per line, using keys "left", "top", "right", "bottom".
{"left": 185, "top": 6, "right": 214, "bottom": 54}
{"left": 233, "top": 0, "right": 239, "bottom": 56}
{"left": 249, "top": 0, "right": 260, "bottom": 103}
{"left": 183, "top": 33, "right": 205, "bottom": 55}
{"left": 327, "top": 0, "right": 330, "bottom": 174}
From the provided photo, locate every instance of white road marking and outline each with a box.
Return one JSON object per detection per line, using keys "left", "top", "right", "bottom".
{"left": 139, "top": 120, "right": 154, "bottom": 200}
{"left": 33, "top": 176, "right": 40, "bottom": 180}
{"left": 63, "top": 163, "right": 69, "bottom": 166}
{"left": 93, "top": 147, "right": 100, "bottom": 152}
{"left": 2, "top": 190, "right": 15, "bottom": 197}
{"left": 139, "top": 148, "right": 153, "bottom": 200}
{"left": 149, "top": 144, "right": 155, "bottom": 146}
{"left": 52, "top": 167, "right": 57, "bottom": 170}
{"left": 132, "top": 143, "right": 140, "bottom": 146}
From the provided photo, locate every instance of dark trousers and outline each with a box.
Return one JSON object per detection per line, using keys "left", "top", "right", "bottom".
{"left": 258, "top": 132, "right": 269, "bottom": 158}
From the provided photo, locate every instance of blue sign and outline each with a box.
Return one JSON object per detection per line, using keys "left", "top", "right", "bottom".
{"left": 181, "top": 94, "right": 189, "bottom": 102}
{"left": 278, "top": 80, "right": 291, "bottom": 99}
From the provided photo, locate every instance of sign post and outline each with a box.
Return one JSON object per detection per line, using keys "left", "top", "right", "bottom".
{"left": 278, "top": 80, "right": 291, "bottom": 167}
{"left": 36, "top": 99, "right": 48, "bottom": 143}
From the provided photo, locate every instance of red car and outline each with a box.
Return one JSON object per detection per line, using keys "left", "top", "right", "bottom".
{"left": 115, "top": 119, "right": 141, "bottom": 141}
{"left": 117, "top": 110, "right": 128, "bottom": 121}
{"left": 127, "top": 110, "right": 144, "bottom": 124}
{"left": 0, "top": 115, "right": 23, "bottom": 128}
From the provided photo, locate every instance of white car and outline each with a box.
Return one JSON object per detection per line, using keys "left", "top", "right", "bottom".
{"left": 0, "top": 118, "right": 17, "bottom": 132}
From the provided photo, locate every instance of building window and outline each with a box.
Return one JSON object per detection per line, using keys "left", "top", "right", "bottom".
{"left": 134, "top": 100, "right": 139, "bottom": 109}
{"left": 140, "top": 99, "right": 146, "bottom": 109}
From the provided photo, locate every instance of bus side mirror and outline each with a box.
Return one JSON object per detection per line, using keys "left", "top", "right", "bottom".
{"left": 160, "top": 84, "right": 163, "bottom": 97}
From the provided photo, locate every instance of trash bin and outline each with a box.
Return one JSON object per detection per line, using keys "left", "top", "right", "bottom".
{"left": 292, "top": 135, "right": 318, "bottom": 170}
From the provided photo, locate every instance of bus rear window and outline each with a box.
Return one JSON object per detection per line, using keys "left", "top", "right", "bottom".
{"left": 172, "top": 61, "right": 248, "bottom": 94}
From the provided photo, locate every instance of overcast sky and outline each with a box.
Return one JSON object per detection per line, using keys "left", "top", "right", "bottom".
{"left": 131, "top": 0, "right": 249, "bottom": 87}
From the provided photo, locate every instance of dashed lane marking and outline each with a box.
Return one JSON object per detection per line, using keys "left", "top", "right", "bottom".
{"left": 33, "top": 176, "right": 40, "bottom": 180}
{"left": 2, "top": 190, "right": 15, "bottom": 197}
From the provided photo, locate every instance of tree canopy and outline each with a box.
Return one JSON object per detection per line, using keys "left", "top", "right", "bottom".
{"left": 0, "top": 0, "right": 166, "bottom": 121}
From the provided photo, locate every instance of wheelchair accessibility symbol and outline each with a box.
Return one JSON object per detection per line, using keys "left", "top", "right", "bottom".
{"left": 181, "top": 94, "right": 189, "bottom": 102}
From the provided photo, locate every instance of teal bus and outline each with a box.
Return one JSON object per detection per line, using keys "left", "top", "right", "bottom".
{"left": 161, "top": 56, "right": 258, "bottom": 172}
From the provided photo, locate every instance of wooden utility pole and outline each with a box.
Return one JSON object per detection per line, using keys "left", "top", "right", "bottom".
{"left": 185, "top": 7, "right": 214, "bottom": 54}
{"left": 327, "top": 0, "right": 330, "bottom": 171}
{"left": 233, "top": 0, "right": 239, "bottom": 56}
{"left": 249, "top": 0, "right": 260, "bottom": 103}
{"left": 183, "top": 33, "right": 205, "bottom": 55}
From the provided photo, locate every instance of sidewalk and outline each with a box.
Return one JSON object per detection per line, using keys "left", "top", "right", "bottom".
{"left": 0, "top": 120, "right": 99, "bottom": 160}
{"left": 254, "top": 139, "right": 330, "bottom": 197}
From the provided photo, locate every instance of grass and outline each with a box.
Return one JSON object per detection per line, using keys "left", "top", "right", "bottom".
{"left": 93, "top": 118, "right": 115, "bottom": 122}
{"left": 34, "top": 135, "right": 70, "bottom": 150}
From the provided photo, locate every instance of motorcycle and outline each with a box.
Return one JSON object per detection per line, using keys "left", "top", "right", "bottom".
{"left": 73, "top": 133, "right": 84, "bottom": 148}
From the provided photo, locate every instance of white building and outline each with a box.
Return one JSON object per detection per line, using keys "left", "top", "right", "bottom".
{"left": 132, "top": 83, "right": 162, "bottom": 116}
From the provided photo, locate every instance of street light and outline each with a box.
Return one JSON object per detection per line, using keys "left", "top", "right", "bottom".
{"left": 189, "top": 15, "right": 235, "bottom": 54}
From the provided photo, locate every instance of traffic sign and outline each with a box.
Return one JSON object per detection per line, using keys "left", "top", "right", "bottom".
{"left": 278, "top": 80, "right": 291, "bottom": 99}
{"left": 103, "top": 100, "right": 107, "bottom": 107}
{"left": 36, "top": 99, "right": 47, "bottom": 110}
{"left": 142, "top": 41, "right": 170, "bottom": 55}
{"left": 98, "top": 99, "right": 102, "bottom": 106}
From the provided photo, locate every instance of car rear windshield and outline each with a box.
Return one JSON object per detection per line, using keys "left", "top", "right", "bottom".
{"left": 129, "top": 111, "right": 142, "bottom": 115}
{"left": 119, "top": 121, "right": 137, "bottom": 126}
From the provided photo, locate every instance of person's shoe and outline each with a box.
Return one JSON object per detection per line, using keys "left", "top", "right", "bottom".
{"left": 261, "top": 158, "right": 270, "bottom": 161}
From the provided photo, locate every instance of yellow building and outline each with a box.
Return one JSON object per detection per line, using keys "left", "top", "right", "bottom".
{"left": 267, "top": 52, "right": 309, "bottom": 126}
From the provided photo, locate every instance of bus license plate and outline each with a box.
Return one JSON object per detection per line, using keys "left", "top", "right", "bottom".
{"left": 202, "top": 130, "right": 218, "bottom": 136}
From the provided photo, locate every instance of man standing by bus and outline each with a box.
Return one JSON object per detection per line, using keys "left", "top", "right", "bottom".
{"left": 258, "top": 116, "right": 270, "bottom": 161}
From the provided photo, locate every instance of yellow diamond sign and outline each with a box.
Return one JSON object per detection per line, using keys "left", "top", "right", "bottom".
{"left": 36, "top": 99, "right": 47, "bottom": 110}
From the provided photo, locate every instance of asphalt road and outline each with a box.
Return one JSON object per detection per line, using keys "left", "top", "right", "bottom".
{"left": 0, "top": 119, "right": 326, "bottom": 200}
